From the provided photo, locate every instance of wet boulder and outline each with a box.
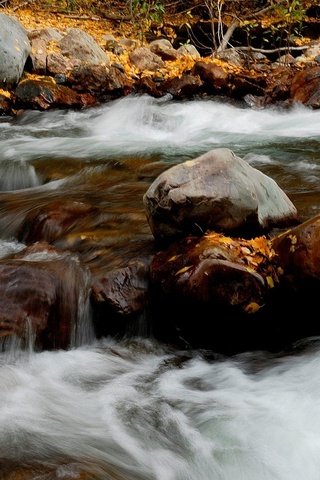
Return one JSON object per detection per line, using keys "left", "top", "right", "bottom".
{"left": 160, "top": 74, "right": 203, "bottom": 98}
{"left": 151, "top": 233, "right": 276, "bottom": 310}
{"left": 14, "top": 76, "right": 96, "bottom": 110}
{"left": 272, "top": 214, "right": 320, "bottom": 282}
{"left": 144, "top": 148, "right": 298, "bottom": 241}
{"left": 192, "top": 61, "right": 229, "bottom": 93}
{"left": 290, "top": 66, "right": 320, "bottom": 108}
{"left": 0, "top": 243, "right": 91, "bottom": 350}
{"left": 68, "top": 64, "right": 131, "bottom": 96}
{"left": 0, "top": 14, "right": 31, "bottom": 86}
{"left": 150, "top": 233, "right": 280, "bottom": 352}
{"left": 91, "top": 259, "right": 150, "bottom": 337}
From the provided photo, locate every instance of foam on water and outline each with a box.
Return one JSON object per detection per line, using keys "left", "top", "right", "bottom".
{"left": 0, "top": 96, "right": 319, "bottom": 161}
{"left": 1, "top": 339, "right": 320, "bottom": 479}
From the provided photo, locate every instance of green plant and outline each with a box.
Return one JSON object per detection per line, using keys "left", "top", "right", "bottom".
{"left": 128, "top": 0, "right": 165, "bottom": 22}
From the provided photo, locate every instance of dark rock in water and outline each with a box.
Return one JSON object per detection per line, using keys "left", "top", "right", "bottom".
{"left": 192, "top": 61, "right": 229, "bottom": 93}
{"left": 0, "top": 243, "right": 91, "bottom": 350}
{"left": 144, "top": 148, "right": 298, "bottom": 241}
{"left": 0, "top": 14, "right": 31, "bottom": 86}
{"left": 149, "top": 233, "right": 281, "bottom": 353}
{"left": 290, "top": 66, "right": 320, "bottom": 108}
{"left": 0, "top": 93, "right": 12, "bottom": 115}
{"left": 91, "top": 259, "right": 150, "bottom": 337}
{"left": 151, "top": 233, "right": 275, "bottom": 311}
{"left": 272, "top": 214, "right": 320, "bottom": 282}
{"left": 14, "top": 76, "right": 96, "bottom": 110}
{"left": 69, "top": 64, "right": 131, "bottom": 96}
{"left": 160, "top": 74, "right": 203, "bottom": 98}
{"left": 262, "top": 66, "right": 297, "bottom": 105}
{"left": 18, "top": 200, "right": 98, "bottom": 244}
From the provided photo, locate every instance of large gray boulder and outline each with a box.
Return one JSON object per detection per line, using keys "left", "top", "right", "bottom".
{"left": 0, "top": 14, "right": 31, "bottom": 86}
{"left": 59, "top": 28, "right": 110, "bottom": 65}
{"left": 144, "top": 148, "right": 298, "bottom": 240}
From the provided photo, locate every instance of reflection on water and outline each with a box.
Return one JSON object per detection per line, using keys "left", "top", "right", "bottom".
{"left": 0, "top": 97, "right": 320, "bottom": 478}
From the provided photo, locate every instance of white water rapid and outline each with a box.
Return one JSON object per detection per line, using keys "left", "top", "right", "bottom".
{"left": 1, "top": 96, "right": 320, "bottom": 479}
{"left": 1, "top": 339, "right": 320, "bottom": 480}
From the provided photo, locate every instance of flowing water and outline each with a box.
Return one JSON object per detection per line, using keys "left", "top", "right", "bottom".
{"left": 1, "top": 96, "right": 320, "bottom": 479}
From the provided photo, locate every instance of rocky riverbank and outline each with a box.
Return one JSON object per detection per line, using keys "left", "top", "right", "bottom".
{"left": 0, "top": 9, "right": 320, "bottom": 115}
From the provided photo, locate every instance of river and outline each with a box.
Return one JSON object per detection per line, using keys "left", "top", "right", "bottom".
{"left": 0, "top": 95, "right": 320, "bottom": 479}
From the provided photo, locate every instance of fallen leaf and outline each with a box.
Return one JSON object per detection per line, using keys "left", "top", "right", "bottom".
{"left": 175, "top": 265, "right": 192, "bottom": 275}
{"left": 244, "top": 302, "right": 262, "bottom": 314}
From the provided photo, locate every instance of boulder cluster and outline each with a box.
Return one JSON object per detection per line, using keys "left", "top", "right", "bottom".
{"left": 0, "top": 12, "right": 320, "bottom": 115}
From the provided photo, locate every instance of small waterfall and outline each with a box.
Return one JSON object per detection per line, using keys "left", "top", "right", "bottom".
{"left": 0, "top": 248, "right": 94, "bottom": 355}
{"left": 0, "top": 160, "right": 41, "bottom": 191}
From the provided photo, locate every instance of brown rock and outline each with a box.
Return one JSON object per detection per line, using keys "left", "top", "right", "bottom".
{"left": 14, "top": 76, "right": 96, "bottom": 110}
{"left": 91, "top": 259, "right": 150, "bottom": 322}
{"left": 272, "top": 214, "right": 320, "bottom": 281}
{"left": 150, "top": 233, "right": 282, "bottom": 352}
{"left": 47, "top": 51, "right": 73, "bottom": 76}
{"left": 151, "top": 233, "right": 276, "bottom": 312}
{"left": 149, "top": 39, "right": 179, "bottom": 61}
{"left": 18, "top": 200, "right": 97, "bottom": 244}
{"left": 68, "top": 64, "right": 131, "bottom": 95}
{"left": 192, "top": 61, "right": 229, "bottom": 93}
{"left": 0, "top": 93, "right": 12, "bottom": 115}
{"left": 129, "top": 47, "right": 164, "bottom": 71}
{"left": 160, "top": 74, "right": 203, "bottom": 98}
{"left": 290, "top": 66, "right": 320, "bottom": 108}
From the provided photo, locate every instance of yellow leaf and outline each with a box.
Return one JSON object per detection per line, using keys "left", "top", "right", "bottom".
{"left": 244, "top": 302, "right": 262, "bottom": 314}
{"left": 175, "top": 265, "right": 192, "bottom": 275}
{"left": 168, "top": 255, "right": 177, "bottom": 262}
{"left": 266, "top": 276, "right": 274, "bottom": 288}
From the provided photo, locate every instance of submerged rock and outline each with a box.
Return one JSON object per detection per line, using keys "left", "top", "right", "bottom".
{"left": 144, "top": 148, "right": 298, "bottom": 241}
{"left": 18, "top": 200, "right": 98, "bottom": 244}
